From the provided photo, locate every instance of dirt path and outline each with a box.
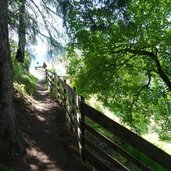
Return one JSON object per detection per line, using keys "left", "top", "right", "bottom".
{"left": 7, "top": 80, "right": 93, "bottom": 171}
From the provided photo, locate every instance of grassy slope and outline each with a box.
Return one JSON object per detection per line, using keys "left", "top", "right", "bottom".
{"left": 1, "top": 61, "right": 38, "bottom": 171}
{"left": 13, "top": 61, "right": 38, "bottom": 96}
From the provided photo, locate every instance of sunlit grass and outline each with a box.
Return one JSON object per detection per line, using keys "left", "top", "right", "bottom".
{"left": 86, "top": 96, "right": 171, "bottom": 155}
{"left": 13, "top": 62, "right": 38, "bottom": 95}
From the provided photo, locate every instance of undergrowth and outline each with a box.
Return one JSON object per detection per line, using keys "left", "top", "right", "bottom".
{"left": 12, "top": 62, "right": 37, "bottom": 95}
{"left": 11, "top": 40, "right": 37, "bottom": 95}
{"left": 2, "top": 40, "right": 37, "bottom": 171}
{"left": 85, "top": 117, "right": 167, "bottom": 171}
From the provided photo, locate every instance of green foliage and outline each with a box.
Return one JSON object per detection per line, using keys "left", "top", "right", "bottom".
{"left": 65, "top": 1, "right": 171, "bottom": 138}
{"left": 10, "top": 40, "right": 31, "bottom": 71}
{"left": 13, "top": 71, "right": 37, "bottom": 95}
{"left": 86, "top": 117, "right": 167, "bottom": 171}
{"left": 10, "top": 40, "right": 37, "bottom": 95}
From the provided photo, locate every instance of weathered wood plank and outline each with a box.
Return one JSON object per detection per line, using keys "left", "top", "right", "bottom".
{"left": 46, "top": 70, "right": 171, "bottom": 171}
{"left": 83, "top": 136, "right": 128, "bottom": 171}
{"left": 81, "top": 102, "right": 171, "bottom": 170}
{"left": 84, "top": 149, "right": 120, "bottom": 171}
{"left": 83, "top": 122, "right": 152, "bottom": 171}
{"left": 47, "top": 70, "right": 55, "bottom": 74}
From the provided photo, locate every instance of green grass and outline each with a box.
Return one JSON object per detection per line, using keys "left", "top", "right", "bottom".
{"left": 12, "top": 61, "right": 37, "bottom": 95}
{"left": 85, "top": 116, "right": 167, "bottom": 171}
{"left": 85, "top": 97, "right": 168, "bottom": 171}
{"left": 10, "top": 39, "right": 37, "bottom": 96}
{"left": 47, "top": 76, "right": 169, "bottom": 170}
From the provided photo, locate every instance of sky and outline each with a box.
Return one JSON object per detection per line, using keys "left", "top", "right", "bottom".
{"left": 29, "top": 40, "right": 47, "bottom": 76}
{"left": 28, "top": 0, "right": 67, "bottom": 78}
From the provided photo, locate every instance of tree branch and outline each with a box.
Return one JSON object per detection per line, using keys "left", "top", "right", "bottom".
{"left": 115, "top": 48, "right": 171, "bottom": 91}
{"left": 27, "top": 0, "right": 63, "bottom": 50}
{"left": 41, "top": 0, "right": 62, "bottom": 17}
{"left": 117, "top": 54, "right": 136, "bottom": 70}
{"left": 130, "top": 73, "right": 152, "bottom": 111}
{"left": 106, "top": 54, "right": 136, "bottom": 71}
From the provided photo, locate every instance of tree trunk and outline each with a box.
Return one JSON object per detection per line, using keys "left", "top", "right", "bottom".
{"left": 0, "top": 0, "right": 25, "bottom": 160}
{"left": 16, "top": 0, "right": 26, "bottom": 63}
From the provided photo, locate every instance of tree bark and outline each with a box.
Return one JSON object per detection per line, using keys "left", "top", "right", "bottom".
{"left": 0, "top": 0, "right": 25, "bottom": 160}
{"left": 16, "top": 0, "right": 26, "bottom": 63}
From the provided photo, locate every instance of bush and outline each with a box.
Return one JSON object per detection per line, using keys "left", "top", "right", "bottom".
{"left": 10, "top": 40, "right": 37, "bottom": 95}
{"left": 12, "top": 61, "right": 37, "bottom": 95}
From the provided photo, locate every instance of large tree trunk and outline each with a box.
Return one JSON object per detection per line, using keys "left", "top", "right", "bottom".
{"left": 0, "top": 0, "right": 25, "bottom": 160}
{"left": 16, "top": 0, "right": 26, "bottom": 63}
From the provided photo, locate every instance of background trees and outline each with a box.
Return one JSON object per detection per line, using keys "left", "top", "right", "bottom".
{"left": 15, "top": 0, "right": 26, "bottom": 62}
{"left": 0, "top": 0, "right": 64, "bottom": 157}
{"left": 9, "top": 0, "right": 65, "bottom": 62}
{"left": 64, "top": 0, "right": 171, "bottom": 138}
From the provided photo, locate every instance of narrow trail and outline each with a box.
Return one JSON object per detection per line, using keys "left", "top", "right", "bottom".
{"left": 8, "top": 80, "right": 93, "bottom": 171}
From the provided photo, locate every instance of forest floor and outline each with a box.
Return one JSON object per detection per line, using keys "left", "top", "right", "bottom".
{"left": 4, "top": 80, "right": 93, "bottom": 171}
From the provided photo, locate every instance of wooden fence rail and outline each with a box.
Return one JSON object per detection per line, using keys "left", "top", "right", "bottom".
{"left": 45, "top": 69, "right": 171, "bottom": 171}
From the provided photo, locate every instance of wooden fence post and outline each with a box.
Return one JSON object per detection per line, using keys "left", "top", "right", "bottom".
{"left": 57, "top": 76, "right": 61, "bottom": 104}
{"left": 46, "top": 69, "right": 51, "bottom": 90}
{"left": 71, "top": 87, "right": 77, "bottom": 133}
{"left": 72, "top": 87, "right": 77, "bottom": 121}
{"left": 45, "top": 69, "right": 50, "bottom": 89}
{"left": 79, "top": 96, "right": 86, "bottom": 162}
{"left": 63, "top": 79, "right": 67, "bottom": 111}
{"left": 50, "top": 73, "right": 55, "bottom": 92}
{"left": 45, "top": 69, "right": 48, "bottom": 81}
{"left": 54, "top": 74, "right": 58, "bottom": 100}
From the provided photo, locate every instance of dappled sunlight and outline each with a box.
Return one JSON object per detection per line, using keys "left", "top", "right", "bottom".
{"left": 36, "top": 114, "right": 46, "bottom": 122}
{"left": 32, "top": 81, "right": 57, "bottom": 112}
{"left": 33, "top": 102, "right": 55, "bottom": 112}
{"left": 27, "top": 147, "right": 59, "bottom": 171}
{"left": 37, "top": 89, "right": 49, "bottom": 96}
{"left": 9, "top": 79, "right": 93, "bottom": 171}
{"left": 88, "top": 96, "right": 171, "bottom": 156}
{"left": 30, "top": 67, "right": 46, "bottom": 80}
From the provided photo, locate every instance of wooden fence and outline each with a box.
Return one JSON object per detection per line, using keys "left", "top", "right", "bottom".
{"left": 45, "top": 69, "right": 171, "bottom": 171}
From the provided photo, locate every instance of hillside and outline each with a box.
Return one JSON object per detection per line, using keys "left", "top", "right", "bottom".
{"left": 2, "top": 80, "right": 93, "bottom": 171}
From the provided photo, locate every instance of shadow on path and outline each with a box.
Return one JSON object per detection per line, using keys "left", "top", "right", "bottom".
{"left": 7, "top": 80, "right": 93, "bottom": 171}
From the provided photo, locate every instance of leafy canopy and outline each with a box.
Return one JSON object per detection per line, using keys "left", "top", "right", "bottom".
{"left": 8, "top": 0, "right": 65, "bottom": 59}
{"left": 65, "top": 0, "right": 171, "bottom": 138}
